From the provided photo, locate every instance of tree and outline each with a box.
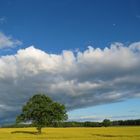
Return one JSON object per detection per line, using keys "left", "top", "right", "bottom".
{"left": 102, "top": 119, "right": 111, "bottom": 127}
{"left": 16, "top": 94, "right": 68, "bottom": 134}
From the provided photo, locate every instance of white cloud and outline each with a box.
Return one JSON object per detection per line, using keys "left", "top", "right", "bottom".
{"left": 0, "top": 18, "right": 5, "bottom": 24}
{"left": 0, "top": 17, "right": 6, "bottom": 24}
{"left": 0, "top": 32, "right": 22, "bottom": 49}
{"left": 0, "top": 42, "right": 140, "bottom": 123}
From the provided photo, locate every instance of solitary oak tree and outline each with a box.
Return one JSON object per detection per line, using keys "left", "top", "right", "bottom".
{"left": 16, "top": 94, "right": 68, "bottom": 134}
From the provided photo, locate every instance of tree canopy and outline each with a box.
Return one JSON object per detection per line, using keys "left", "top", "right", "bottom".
{"left": 102, "top": 119, "right": 111, "bottom": 127}
{"left": 16, "top": 94, "right": 68, "bottom": 133}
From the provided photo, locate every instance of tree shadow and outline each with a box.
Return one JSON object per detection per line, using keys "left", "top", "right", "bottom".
{"left": 11, "top": 131, "right": 38, "bottom": 135}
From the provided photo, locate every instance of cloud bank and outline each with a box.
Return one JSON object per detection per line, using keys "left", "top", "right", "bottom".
{"left": 0, "top": 32, "right": 22, "bottom": 49}
{"left": 69, "top": 114, "right": 140, "bottom": 122}
{"left": 0, "top": 42, "right": 140, "bottom": 123}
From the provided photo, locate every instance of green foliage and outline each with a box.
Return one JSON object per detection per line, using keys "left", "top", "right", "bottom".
{"left": 16, "top": 94, "right": 68, "bottom": 133}
{"left": 3, "top": 119, "right": 140, "bottom": 128}
{"left": 102, "top": 119, "right": 112, "bottom": 127}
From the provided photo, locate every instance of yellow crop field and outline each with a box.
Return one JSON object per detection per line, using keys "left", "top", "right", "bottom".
{"left": 0, "top": 127, "right": 140, "bottom": 140}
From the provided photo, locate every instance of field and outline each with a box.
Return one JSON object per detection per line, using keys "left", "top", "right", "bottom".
{"left": 0, "top": 127, "right": 140, "bottom": 140}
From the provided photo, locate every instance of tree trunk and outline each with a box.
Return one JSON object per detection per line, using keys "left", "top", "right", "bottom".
{"left": 37, "top": 127, "right": 42, "bottom": 134}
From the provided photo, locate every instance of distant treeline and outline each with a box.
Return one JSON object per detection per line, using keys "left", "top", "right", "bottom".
{"left": 2, "top": 119, "right": 140, "bottom": 128}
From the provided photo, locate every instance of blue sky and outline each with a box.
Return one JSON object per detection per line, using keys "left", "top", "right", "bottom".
{"left": 0, "top": 0, "right": 140, "bottom": 123}
{"left": 1, "top": 0, "right": 140, "bottom": 52}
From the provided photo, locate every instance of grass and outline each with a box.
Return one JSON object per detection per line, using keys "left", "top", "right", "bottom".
{"left": 0, "top": 126, "right": 140, "bottom": 140}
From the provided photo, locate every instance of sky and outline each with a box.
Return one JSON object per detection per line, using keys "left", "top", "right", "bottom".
{"left": 0, "top": 0, "right": 140, "bottom": 124}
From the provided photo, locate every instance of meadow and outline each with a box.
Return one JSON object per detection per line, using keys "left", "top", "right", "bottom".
{"left": 0, "top": 127, "right": 140, "bottom": 140}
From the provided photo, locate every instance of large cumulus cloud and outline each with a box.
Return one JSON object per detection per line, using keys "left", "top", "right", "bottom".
{"left": 0, "top": 42, "right": 140, "bottom": 123}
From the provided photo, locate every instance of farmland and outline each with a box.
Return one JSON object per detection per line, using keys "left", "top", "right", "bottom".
{"left": 0, "top": 127, "right": 140, "bottom": 140}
